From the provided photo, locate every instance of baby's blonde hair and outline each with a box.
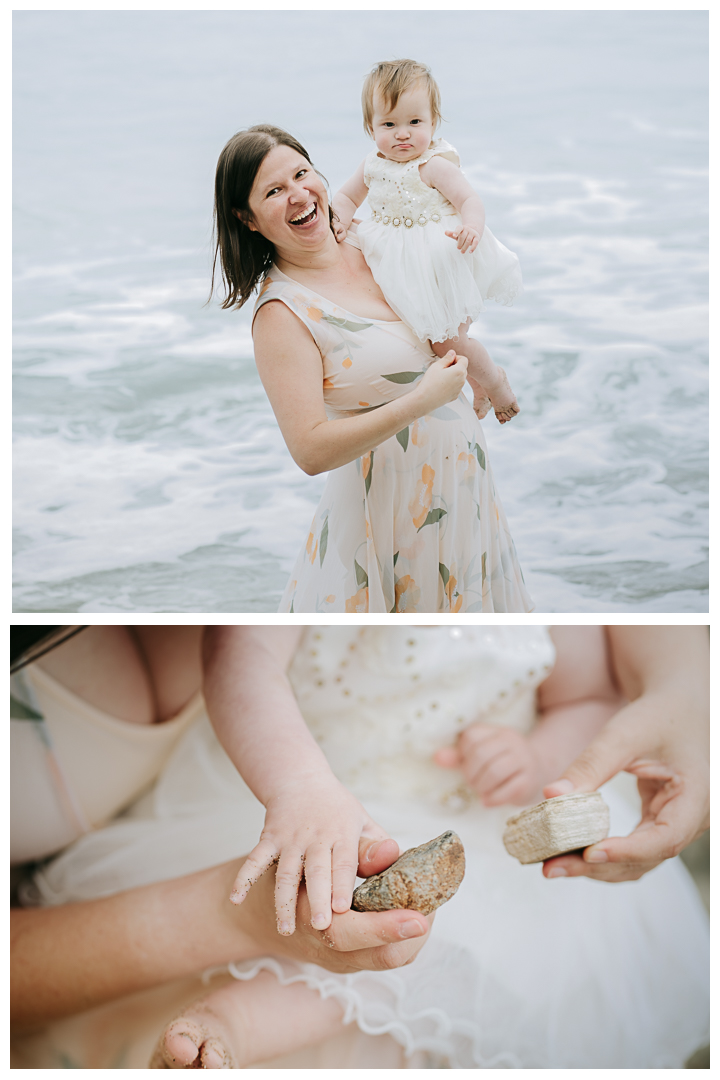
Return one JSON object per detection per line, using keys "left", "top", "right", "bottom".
{"left": 361, "top": 58, "right": 443, "bottom": 137}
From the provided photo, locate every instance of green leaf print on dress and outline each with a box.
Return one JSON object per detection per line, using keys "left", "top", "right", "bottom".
{"left": 319, "top": 516, "right": 329, "bottom": 567}
{"left": 354, "top": 560, "right": 369, "bottom": 589}
{"left": 382, "top": 370, "right": 425, "bottom": 384}
{"left": 396, "top": 426, "right": 410, "bottom": 451}
{"left": 363, "top": 450, "right": 374, "bottom": 494}
{"left": 321, "top": 315, "right": 373, "bottom": 333}
{"left": 419, "top": 507, "right": 448, "bottom": 531}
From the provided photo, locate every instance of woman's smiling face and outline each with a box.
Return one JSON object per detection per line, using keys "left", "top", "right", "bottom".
{"left": 244, "top": 144, "right": 329, "bottom": 251}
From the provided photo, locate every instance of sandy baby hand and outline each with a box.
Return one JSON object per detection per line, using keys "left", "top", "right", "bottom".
{"left": 445, "top": 226, "right": 481, "bottom": 254}
{"left": 230, "top": 775, "right": 388, "bottom": 936}
{"left": 434, "top": 723, "right": 542, "bottom": 806}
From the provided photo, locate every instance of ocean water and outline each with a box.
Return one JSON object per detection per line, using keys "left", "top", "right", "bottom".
{"left": 13, "top": 10, "right": 708, "bottom": 613}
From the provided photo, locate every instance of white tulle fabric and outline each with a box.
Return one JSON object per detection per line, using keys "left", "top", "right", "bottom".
{"left": 357, "top": 139, "right": 523, "bottom": 343}
{"left": 28, "top": 627, "right": 709, "bottom": 1069}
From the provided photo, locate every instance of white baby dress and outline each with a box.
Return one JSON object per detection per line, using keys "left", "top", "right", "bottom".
{"left": 357, "top": 139, "right": 523, "bottom": 343}
{"left": 24, "top": 627, "right": 709, "bottom": 1069}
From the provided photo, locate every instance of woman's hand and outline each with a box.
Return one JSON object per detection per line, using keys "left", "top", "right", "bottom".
{"left": 240, "top": 837, "right": 432, "bottom": 975}
{"left": 541, "top": 627, "right": 709, "bottom": 883}
{"left": 229, "top": 774, "right": 391, "bottom": 935}
{"left": 435, "top": 723, "right": 543, "bottom": 807}
{"left": 414, "top": 350, "right": 468, "bottom": 413}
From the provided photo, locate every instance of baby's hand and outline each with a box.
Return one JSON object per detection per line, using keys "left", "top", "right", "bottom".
{"left": 434, "top": 723, "right": 542, "bottom": 807}
{"left": 332, "top": 212, "right": 349, "bottom": 244}
{"left": 229, "top": 773, "right": 389, "bottom": 936}
{"left": 445, "top": 226, "right": 481, "bottom": 255}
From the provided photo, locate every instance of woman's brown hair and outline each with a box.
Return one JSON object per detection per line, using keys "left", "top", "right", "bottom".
{"left": 211, "top": 124, "right": 333, "bottom": 310}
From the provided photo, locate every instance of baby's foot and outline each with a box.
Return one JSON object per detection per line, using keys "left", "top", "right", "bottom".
{"left": 485, "top": 367, "right": 519, "bottom": 425}
{"left": 467, "top": 377, "right": 492, "bottom": 420}
{"left": 150, "top": 982, "right": 248, "bottom": 1069}
{"left": 472, "top": 389, "right": 492, "bottom": 420}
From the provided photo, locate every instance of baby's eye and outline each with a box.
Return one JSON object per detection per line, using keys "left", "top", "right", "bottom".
{"left": 382, "top": 122, "right": 394, "bottom": 128}
{"left": 410, "top": 119, "right": 422, "bottom": 125}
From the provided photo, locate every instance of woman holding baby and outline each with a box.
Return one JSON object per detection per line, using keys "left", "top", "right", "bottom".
{"left": 212, "top": 61, "right": 532, "bottom": 613}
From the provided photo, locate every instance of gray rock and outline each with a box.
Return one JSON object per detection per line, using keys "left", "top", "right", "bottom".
{"left": 351, "top": 831, "right": 465, "bottom": 916}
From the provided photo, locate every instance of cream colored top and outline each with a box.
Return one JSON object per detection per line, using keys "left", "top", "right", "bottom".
{"left": 10, "top": 665, "right": 204, "bottom": 864}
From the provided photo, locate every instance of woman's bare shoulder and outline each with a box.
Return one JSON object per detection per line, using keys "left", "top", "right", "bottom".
{"left": 252, "top": 298, "right": 318, "bottom": 353}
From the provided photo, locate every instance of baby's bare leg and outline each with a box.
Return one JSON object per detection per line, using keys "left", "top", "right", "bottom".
{"left": 432, "top": 323, "right": 519, "bottom": 424}
{"left": 151, "top": 970, "right": 344, "bottom": 1068}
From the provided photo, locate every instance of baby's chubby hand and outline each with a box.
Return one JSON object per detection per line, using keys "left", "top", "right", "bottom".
{"left": 445, "top": 225, "right": 482, "bottom": 255}
{"left": 229, "top": 772, "right": 393, "bottom": 937}
{"left": 434, "top": 722, "right": 543, "bottom": 807}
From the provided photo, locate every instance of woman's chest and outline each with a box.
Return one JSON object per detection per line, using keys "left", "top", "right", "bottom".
{"left": 311, "top": 314, "right": 433, "bottom": 415}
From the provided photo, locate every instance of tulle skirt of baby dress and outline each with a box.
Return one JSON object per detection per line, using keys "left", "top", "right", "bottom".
{"left": 19, "top": 628, "right": 709, "bottom": 1069}
{"left": 358, "top": 217, "right": 523, "bottom": 345}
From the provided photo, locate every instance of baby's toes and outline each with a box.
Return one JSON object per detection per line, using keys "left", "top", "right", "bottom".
{"left": 156, "top": 1018, "right": 206, "bottom": 1067}
{"left": 200, "top": 1036, "right": 234, "bottom": 1069}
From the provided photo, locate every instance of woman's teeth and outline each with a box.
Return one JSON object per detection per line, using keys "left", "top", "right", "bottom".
{"left": 290, "top": 203, "right": 317, "bottom": 225}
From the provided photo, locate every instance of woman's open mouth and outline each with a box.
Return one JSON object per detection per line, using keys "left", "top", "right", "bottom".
{"left": 289, "top": 202, "right": 318, "bottom": 226}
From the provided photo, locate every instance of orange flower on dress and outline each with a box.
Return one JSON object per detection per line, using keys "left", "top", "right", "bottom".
{"left": 345, "top": 587, "right": 369, "bottom": 613}
{"left": 409, "top": 464, "right": 435, "bottom": 528}
{"left": 306, "top": 532, "right": 318, "bottom": 564}
{"left": 411, "top": 418, "right": 429, "bottom": 448}
{"left": 342, "top": 357, "right": 352, "bottom": 369}
{"left": 325, "top": 594, "right": 336, "bottom": 603}
{"left": 323, "top": 376, "right": 335, "bottom": 390}
{"left": 306, "top": 305, "right": 323, "bottom": 322}
{"left": 456, "top": 451, "right": 477, "bottom": 487}
{"left": 362, "top": 453, "right": 373, "bottom": 479}
{"left": 394, "top": 574, "right": 421, "bottom": 613}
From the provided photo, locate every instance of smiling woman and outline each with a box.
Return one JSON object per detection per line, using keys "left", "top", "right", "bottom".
{"left": 211, "top": 125, "right": 532, "bottom": 613}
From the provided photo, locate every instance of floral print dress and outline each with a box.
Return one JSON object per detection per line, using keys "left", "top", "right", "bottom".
{"left": 254, "top": 265, "right": 533, "bottom": 613}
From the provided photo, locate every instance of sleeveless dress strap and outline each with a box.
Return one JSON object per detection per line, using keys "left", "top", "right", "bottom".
{"left": 417, "top": 137, "right": 461, "bottom": 168}
{"left": 252, "top": 270, "right": 327, "bottom": 344}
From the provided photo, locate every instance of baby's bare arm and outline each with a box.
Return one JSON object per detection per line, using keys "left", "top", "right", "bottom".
{"left": 333, "top": 160, "right": 369, "bottom": 229}
{"left": 202, "top": 628, "right": 391, "bottom": 934}
{"left": 435, "top": 627, "right": 622, "bottom": 806}
{"left": 528, "top": 626, "right": 624, "bottom": 781}
{"left": 420, "top": 156, "right": 486, "bottom": 252}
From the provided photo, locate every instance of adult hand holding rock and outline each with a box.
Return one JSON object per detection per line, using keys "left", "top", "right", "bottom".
{"left": 541, "top": 627, "right": 709, "bottom": 883}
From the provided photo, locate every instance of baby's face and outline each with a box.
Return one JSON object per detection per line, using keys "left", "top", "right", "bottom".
{"left": 371, "top": 83, "right": 435, "bottom": 163}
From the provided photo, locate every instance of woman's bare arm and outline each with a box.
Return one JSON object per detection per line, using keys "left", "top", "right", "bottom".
{"left": 11, "top": 846, "right": 430, "bottom": 1032}
{"left": 253, "top": 301, "right": 467, "bottom": 475}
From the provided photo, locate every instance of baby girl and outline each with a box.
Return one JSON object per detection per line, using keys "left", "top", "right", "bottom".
{"left": 333, "top": 58, "right": 522, "bottom": 424}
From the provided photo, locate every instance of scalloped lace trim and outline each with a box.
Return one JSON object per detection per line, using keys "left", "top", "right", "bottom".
{"left": 220, "top": 956, "right": 524, "bottom": 1069}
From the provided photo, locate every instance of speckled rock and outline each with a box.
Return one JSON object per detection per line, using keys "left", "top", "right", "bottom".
{"left": 351, "top": 831, "right": 465, "bottom": 916}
